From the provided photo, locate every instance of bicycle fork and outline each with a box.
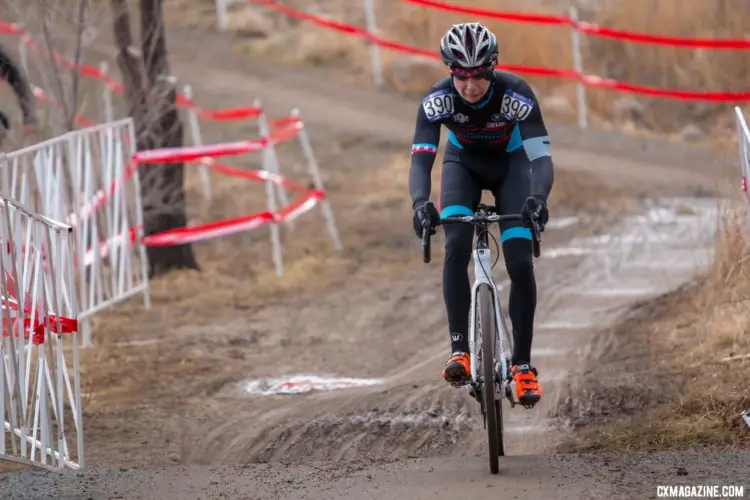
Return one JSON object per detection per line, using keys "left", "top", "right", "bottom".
{"left": 468, "top": 246, "right": 522, "bottom": 408}
{"left": 469, "top": 247, "right": 493, "bottom": 385}
{"left": 495, "top": 301, "right": 525, "bottom": 408}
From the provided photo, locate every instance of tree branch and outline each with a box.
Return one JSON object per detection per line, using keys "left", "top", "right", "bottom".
{"left": 37, "top": 1, "right": 71, "bottom": 133}
{"left": 67, "top": 0, "right": 90, "bottom": 131}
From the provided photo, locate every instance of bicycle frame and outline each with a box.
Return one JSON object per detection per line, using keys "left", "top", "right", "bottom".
{"left": 421, "top": 201, "right": 542, "bottom": 397}
{"left": 420, "top": 201, "right": 543, "bottom": 471}
{"left": 467, "top": 227, "right": 513, "bottom": 388}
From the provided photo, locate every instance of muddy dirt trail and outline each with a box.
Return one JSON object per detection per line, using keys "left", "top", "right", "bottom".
{"left": 162, "top": 198, "right": 723, "bottom": 471}
{"left": 1, "top": 18, "right": 749, "bottom": 499}
{"left": 3, "top": 450, "right": 749, "bottom": 499}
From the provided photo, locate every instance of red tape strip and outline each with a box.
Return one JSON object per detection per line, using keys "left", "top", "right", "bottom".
{"left": 250, "top": 0, "right": 750, "bottom": 101}
{"left": 403, "top": 0, "right": 750, "bottom": 49}
{"left": 2, "top": 273, "right": 78, "bottom": 345}
{"left": 0, "top": 20, "right": 327, "bottom": 256}
{"left": 0, "top": 21, "right": 264, "bottom": 121}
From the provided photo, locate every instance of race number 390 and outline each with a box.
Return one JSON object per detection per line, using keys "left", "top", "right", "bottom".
{"left": 423, "top": 94, "right": 454, "bottom": 120}
{"left": 501, "top": 93, "right": 533, "bottom": 121}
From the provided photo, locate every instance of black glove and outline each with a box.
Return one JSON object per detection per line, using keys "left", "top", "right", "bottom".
{"left": 413, "top": 201, "right": 438, "bottom": 238}
{"left": 521, "top": 195, "right": 549, "bottom": 230}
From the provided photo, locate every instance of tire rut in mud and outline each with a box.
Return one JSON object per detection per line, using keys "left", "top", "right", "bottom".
{"left": 187, "top": 380, "right": 484, "bottom": 464}
{"left": 180, "top": 222, "right": 596, "bottom": 465}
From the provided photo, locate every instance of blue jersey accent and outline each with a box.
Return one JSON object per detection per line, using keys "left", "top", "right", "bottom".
{"left": 448, "top": 131, "right": 464, "bottom": 149}
{"left": 522, "top": 136, "right": 551, "bottom": 161}
{"left": 506, "top": 124, "right": 522, "bottom": 152}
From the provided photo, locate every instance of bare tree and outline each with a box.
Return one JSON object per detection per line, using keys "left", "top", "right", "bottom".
{"left": 0, "top": 42, "right": 37, "bottom": 148}
{"left": 4, "top": 0, "right": 91, "bottom": 136}
{"left": 4, "top": 0, "right": 93, "bottom": 203}
{"left": 109, "top": 0, "right": 199, "bottom": 277}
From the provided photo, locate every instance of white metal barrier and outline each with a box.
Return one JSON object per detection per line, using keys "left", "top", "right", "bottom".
{"left": 181, "top": 94, "right": 342, "bottom": 251}
{"left": 290, "top": 109, "right": 343, "bottom": 252}
{"left": 0, "top": 118, "right": 150, "bottom": 347}
{"left": 0, "top": 192, "right": 83, "bottom": 470}
{"left": 735, "top": 107, "right": 750, "bottom": 203}
{"left": 181, "top": 92, "right": 291, "bottom": 207}
{"left": 11, "top": 27, "right": 341, "bottom": 254}
{"left": 10, "top": 26, "right": 342, "bottom": 288}
{"left": 733, "top": 106, "right": 750, "bottom": 431}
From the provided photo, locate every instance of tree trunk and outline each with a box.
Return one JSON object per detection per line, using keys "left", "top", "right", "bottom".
{"left": 110, "top": 0, "right": 199, "bottom": 277}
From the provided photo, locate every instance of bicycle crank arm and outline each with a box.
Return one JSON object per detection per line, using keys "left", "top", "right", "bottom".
{"left": 503, "top": 381, "right": 527, "bottom": 409}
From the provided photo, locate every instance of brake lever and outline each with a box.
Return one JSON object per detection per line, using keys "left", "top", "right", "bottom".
{"left": 533, "top": 206, "right": 545, "bottom": 232}
{"left": 530, "top": 215, "right": 542, "bottom": 259}
{"left": 421, "top": 201, "right": 439, "bottom": 264}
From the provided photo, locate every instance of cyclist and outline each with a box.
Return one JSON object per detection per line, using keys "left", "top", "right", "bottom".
{"left": 409, "top": 22, "right": 554, "bottom": 407}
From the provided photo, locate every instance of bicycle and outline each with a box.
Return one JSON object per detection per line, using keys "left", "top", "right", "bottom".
{"left": 421, "top": 200, "right": 543, "bottom": 475}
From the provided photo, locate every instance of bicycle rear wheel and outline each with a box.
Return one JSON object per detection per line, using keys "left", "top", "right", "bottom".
{"left": 478, "top": 284, "right": 500, "bottom": 474}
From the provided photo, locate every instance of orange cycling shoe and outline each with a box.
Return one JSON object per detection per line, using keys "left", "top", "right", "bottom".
{"left": 511, "top": 364, "right": 542, "bottom": 407}
{"left": 442, "top": 352, "right": 471, "bottom": 384}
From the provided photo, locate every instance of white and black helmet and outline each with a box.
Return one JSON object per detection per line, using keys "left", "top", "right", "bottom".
{"left": 440, "top": 22, "right": 498, "bottom": 68}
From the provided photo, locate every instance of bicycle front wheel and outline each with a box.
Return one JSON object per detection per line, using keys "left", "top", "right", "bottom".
{"left": 478, "top": 283, "right": 500, "bottom": 474}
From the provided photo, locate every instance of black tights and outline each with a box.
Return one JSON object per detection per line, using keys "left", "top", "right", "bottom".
{"left": 443, "top": 226, "right": 536, "bottom": 365}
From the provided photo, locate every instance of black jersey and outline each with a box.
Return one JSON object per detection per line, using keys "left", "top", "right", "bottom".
{"left": 409, "top": 70, "right": 553, "bottom": 209}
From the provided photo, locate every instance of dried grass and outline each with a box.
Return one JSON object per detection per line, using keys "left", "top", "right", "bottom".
{"left": 192, "top": 0, "right": 750, "bottom": 137}
{"left": 558, "top": 202, "right": 750, "bottom": 452}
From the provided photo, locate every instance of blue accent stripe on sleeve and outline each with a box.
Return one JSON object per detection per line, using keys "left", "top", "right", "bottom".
{"left": 522, "top": 136, "right": 551, "bottom": 161}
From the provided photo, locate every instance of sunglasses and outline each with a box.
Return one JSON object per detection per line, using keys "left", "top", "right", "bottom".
{"left": 450, "top": 64, "right": 495, "bottom": 81}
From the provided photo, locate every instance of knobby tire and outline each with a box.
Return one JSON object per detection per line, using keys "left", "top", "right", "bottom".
{"left": 479, "top": 284, "right": 501, "bottom": 474}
